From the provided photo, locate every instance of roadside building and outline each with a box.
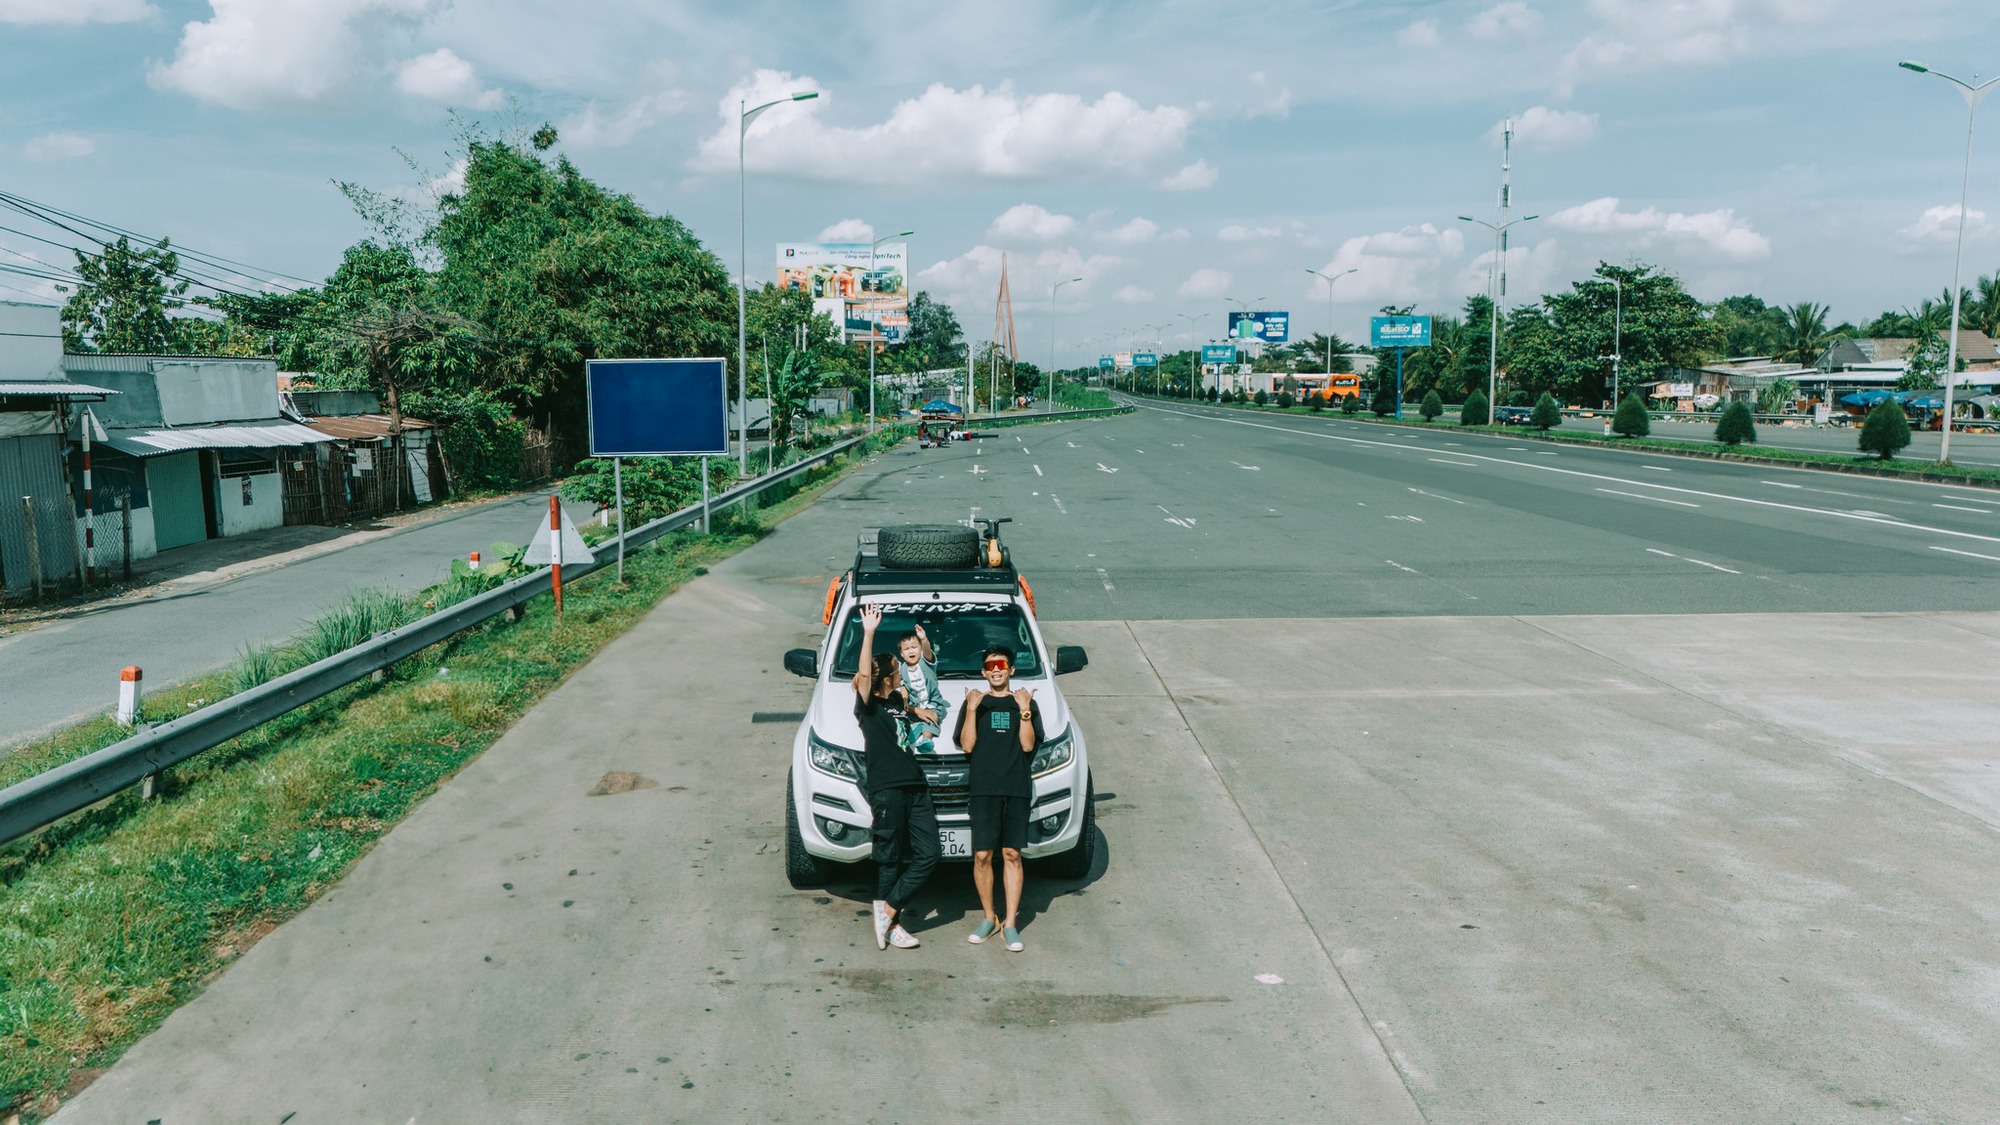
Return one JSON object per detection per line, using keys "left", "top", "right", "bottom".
{"left": 283, "top": 387, "right": 443, "bottom": 524}
{"left": 0, "top": 302, "right": 122, "bottom": 596}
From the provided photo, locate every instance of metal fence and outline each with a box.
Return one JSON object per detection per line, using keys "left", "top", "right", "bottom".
{"left": 0, "top": 434, "right": 868, "bottom": 847}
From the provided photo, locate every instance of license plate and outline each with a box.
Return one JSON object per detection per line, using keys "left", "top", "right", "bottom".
{"left": 940, "top": 828, "right": 971, "bottom": 858}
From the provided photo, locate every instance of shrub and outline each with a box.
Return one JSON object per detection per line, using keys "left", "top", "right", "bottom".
{"left": 1370, "top": 382, "right": 1396, "bottom": 416}
{"left": 1858, "top": 400, "right": 1912, "bottom": 460}
{"left": 1419, "top": 389, "right": 1443, "bottom": 423}
{"left": 403, "top": 388, "right": 527, "bottom": 492}
{"left": 1612, "top": 393, "right": 1651, "bottom": 437}
{"left": 1531, "top": 392, "right": 1562, "bottom": 431}
{"left": 1276, "top": 391, "right": 1295, "bottom": 409}
{"left": 1461, "top": 389, "right": 1490, "bottom": 426}
{"left": 1309, "top": 394, "right": 1324, "bottom": 413}
{"left": 1715, "top": 401, "right": 1757, "bottom": 446}
{"left": 1340, "top": 393, "right": 1360, "bottom": 415}
{"left": 1253, "top": 389, "right": 1268, "bottom": 406}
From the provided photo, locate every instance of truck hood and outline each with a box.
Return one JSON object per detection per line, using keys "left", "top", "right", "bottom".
{"left": 809, "top": 676, "right": 1071, "bottom": 754}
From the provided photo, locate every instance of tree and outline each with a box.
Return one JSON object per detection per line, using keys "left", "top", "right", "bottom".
{"left": 1252, "top": 389, "right": 1267, "bottom": 406}
{"left": 1340, "top": 392, "right": 1361, "bottom": 415}
{"left": 1369, "top": 380, "right": 1396, "bottom": 417}
{"left": 902, "top": 290, "right": 966, "bottom": 371}
{"left": 61, "top": 236, "right": 190, "bottom": 353}
{"left": 765, "top": 345, "right": 823, "bottom": 450}
{"left": 1419, "top": 388, "right": 1443, "bottom": 422}
{"left": 1461, "top": 389, "right": 1490, "bottom": 426}
{"left": 1715, "top": 401, "right": 1757, "bottom": 446}
{"left": 1756, "top": 376, "right": 1798, "bottom": 414}
{"left": 1858, "top": 400, "right": 1912, "bottom": 460}
{"left": 1507, "top": 263, "right": 1722, "bottom": 405}
{"left": 1778, "top": 302, "right": 1831, "bottom": 369}
{"left": 1530, "top": 391, "right": 1562, "bottom": 431}
{"left": 1612, "top": 393, "right": 1651, "bottom": 437}
{"left": 1712, "top": 294, "right": 1787, "bottom": 357}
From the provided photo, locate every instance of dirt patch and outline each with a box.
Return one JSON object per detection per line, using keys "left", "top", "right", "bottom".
{"left": 981, "top": 992, "right": 1227, "bottom": 1026}
{"left": 818, "top": 969, "right": 1226, "bottom": 1027}
{"left": 587, "top": 771, "right": 659, "bottom": 796}
{"left": 213, "top": 918, "right": 278, "bottom": 960}
{"left": 61, "top": 1067, "right": 107, "bottom": 1098}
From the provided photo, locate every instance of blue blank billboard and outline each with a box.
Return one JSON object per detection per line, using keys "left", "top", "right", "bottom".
{"left": 586, "top": 357, "right": 729, "bottom": 457}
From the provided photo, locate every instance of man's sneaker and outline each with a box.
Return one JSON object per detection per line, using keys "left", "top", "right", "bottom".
{"left": 888, "top": 925, "right": 920, "bottom": 949}
{"left": 872, "top": 901, "right": 891, "bottom": 950}
{"left": 1003, "top": 925, "right": 1024, "bottom": 952}
{"left": 968, "top": 918, "right": 999, "bottom": 944}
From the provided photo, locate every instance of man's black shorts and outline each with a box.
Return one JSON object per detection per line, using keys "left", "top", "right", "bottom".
{"left": 968, "top": 794, "right": 1029, "bottom": 852}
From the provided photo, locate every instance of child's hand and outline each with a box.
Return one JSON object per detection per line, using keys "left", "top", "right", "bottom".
{"left": 913, "top": 623, "right": 928, "bottom": 644}
{"left": 912, "top": 707, "right": 938, "bottom": 723}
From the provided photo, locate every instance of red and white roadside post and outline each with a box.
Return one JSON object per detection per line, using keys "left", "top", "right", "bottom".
{"left": 548, "top": 495, "right": 563, "bottom": 617}
{"left": 116, "top": 665, "right": 142, "bottom": 725}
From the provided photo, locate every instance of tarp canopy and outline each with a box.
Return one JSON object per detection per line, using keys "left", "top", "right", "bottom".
{"left": 920, "top": 399, "right": 963, "bottom": 414}
{"left": 1840, "top": 390, "right": 1897, "bottom": 406}
{"left": 102, "top": 421, "right": 335, "bottom": 458}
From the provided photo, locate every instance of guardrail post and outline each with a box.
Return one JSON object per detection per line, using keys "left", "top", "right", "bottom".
{"left": 116, "top": 665, "right": 142, "bottom": 725}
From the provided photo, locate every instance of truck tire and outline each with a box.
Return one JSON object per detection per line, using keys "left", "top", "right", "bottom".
{"left": 785, "top": 771, "right": 831, "bottom": 889}
{"left": 1037, "top": 778, "right": 1097, "bottom": 880}
{"left": 878, "top": 524, "right": 979, "bottom": 569}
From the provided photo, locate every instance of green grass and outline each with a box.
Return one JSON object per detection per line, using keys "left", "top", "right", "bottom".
{"left": 0, "top": 444, "right": 865, "bottom": 1120}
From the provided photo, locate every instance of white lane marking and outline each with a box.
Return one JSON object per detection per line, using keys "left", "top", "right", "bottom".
{"left": 1408, "top": 487, "right": 1465, "bottom": 504}
{"left": 1851, "top": 510, "right": 1892, "bottom": 518}
{"left": 1067, "top": 441, "right": 1079, "bottom": 447}
{"left": 1428, "top": 458, "right": 1479, "bottom": 468}
{"left": 1765, "top": 480, "right": 1914, "bottom": 504}
{"left": 1536, "top": 451, "right": 1559, "bottom": 456}
{"left": 1171, "top": 443, "right": 1185, "bottom": 447}
{"left": 1508, "top": 447, "right": 1528, "bottom": 450}
{"left": 1033, "top": 464, "right": 1043, "bottom": 476}
{"left": 1934, "top": 503, "right": 1993, "bottom": 513}
{"left": 1598, "top": 487, "right": 1699, "bottom": 508}
{"left": 1095, "top": 566, "right": 1116, "bottom": 591}
{"left": 1097, "top": 463, "right": 1119, "bottom": 473}
{"left": 1642, "top": 465, "right": 1673, "bottom": 472}
{"left": 1387, "top": 559, "right": 1420, "bottom": 574}
{"left": 1135, "top": 448, "right": 1145, "bottom": 453}
{"left": 1941, "top": 493, "right": 1996, "bottom": 503}
{"left": 1931, "top": 545, "right": 2000, "bottom": 562}
{"left": 1231, "top": 461, "right": 1262, "bottom": 470}
{"left": 1385, "top": 558, "right": 1477, "bottom": 599}
{"left": 1386, "top": 514, "right": 1426, "bottom": 523}
{"left": 1165, "top": 517, "right": 1196, "bottom": 528}
{"left": 1763, "top": 481, "right": 1802, "bottom": 489}
{"left": 1052, "top": 496, "right": 1068, "bottom": 515}
{"left": 1646, "top": 547, "right": 1740, "bottom": 574}
{"left": 968, "top": 464, "right": 987, "bottom": 475}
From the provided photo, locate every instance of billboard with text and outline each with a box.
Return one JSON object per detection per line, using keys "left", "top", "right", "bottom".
{"left": 778, "top": 242, "right": 908, "bottom": 342}
{"left": 1369, "top": 316, "right": 1432, "bottom": 348}
{"left": 1227, "top": 310, "right": 1290, "bottom": 344}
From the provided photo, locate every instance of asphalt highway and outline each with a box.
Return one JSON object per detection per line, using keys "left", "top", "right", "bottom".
{"left": 52, "top": 411, "right": 2000, "bottom": 1123}
{"left": 1547, "top": 410, "right": 2000, "bottom": 467}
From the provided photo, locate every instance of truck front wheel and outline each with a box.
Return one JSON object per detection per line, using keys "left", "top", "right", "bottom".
{"left": 785, "top": 771, "right": 832, "bottom": 889}
{"left": 1037, "top": 778, "right": 1097, "bottom": 880}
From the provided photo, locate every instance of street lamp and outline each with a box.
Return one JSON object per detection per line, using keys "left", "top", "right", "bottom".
{"left": 866, "top": 228, "right": 915, "bottom": 431}
{"left": 1304, "top": 267, "right": 1357, "bottom": 375}
{"left": 1458, "top": 213, "right": 1538, "bottom": 421}
{"left": 738, "top": 89, "right": 818, "bottom": 474}
{"left": 1051, "top": 275, "right": 1083, "bottom": 406}
{"left": 1175, "top": 312, "right": 1201, "bottom": 397}
{"left": 1900, "top": 59, "right": 1999, "bottom": 464}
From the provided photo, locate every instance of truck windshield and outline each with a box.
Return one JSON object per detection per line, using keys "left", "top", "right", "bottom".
{"left": 832, "top": 602, "right": 1043, "bottom": 678}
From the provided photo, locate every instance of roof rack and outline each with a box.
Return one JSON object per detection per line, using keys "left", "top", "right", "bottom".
{"left": 850, "top": 524, "right": 1020, "bottom": 594}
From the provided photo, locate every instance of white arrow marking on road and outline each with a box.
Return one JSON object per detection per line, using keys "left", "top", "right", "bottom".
{"left": 1033, "top": 464, "right": 1043, "bottom": 476}
{"left": 1096, "top": 566, "right": 1116, "bottom": 591}
{"left": 1408, "top": 487, "right": 1465, "bottom": 505}
{"left": 968, "top": 464, "right": 987, "bottom": 475}
{"left": 1646, "top": 547, "right": 1740, "bottom": 574}
{"left": 1097, "top": 463, "right": 1119, "bottom": 473}
{"left": 1231, "top": 462, "right": 1261, "bottom": 470}
{"left": 1164, "top": 517, "right": 1196, "bottom": 528}
{"left": 1052, "top": 496, "right": 1068, "bottom": 514}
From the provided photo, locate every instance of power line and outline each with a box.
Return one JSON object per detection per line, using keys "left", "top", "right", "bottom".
{"left": 0, "top": 189, "right": 316, "bottom": 290}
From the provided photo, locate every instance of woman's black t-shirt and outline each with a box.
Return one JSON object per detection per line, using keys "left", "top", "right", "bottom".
{"left": 855, "top": 692, "right": 924, "bottom": 793}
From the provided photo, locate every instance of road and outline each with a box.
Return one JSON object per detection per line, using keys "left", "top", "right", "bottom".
{"left": 0, "top": 491, "right": 585, "bottom": 749}
{"left": 53, "top": 409, "right": 2000, "bottom": 1122}
{"left": 1545, "top": 410, "right": 2000, "bottom": 467}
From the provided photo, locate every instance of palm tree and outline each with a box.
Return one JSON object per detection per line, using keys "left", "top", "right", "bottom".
{"left": 1779, "top": 301, "right": 1831, "bottom": 368}
{"left": 1969, "top": 272, "right": 2000, "bottom": 338}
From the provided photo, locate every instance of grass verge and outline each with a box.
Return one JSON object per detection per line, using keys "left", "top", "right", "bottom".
{"left": 0, "top": 440, "right": 870, "bottom": 1120}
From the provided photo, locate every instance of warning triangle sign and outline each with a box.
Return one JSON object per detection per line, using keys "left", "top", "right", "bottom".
{"left": 524, "top": 508, "right": 593, "bottom": 566}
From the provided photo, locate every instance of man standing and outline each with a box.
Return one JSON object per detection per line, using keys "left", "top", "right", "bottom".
{"left": 853, "top": 605, "right": 938, "bottom": 950}
{"left": 957, "top": 645, "right": 1042, "bottom": 952}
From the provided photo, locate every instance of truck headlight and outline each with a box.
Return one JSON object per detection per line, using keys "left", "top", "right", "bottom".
{"left": 1031, "top": 728, "right": 1074, "bottom": 777}
{"left": 807, "top": 730, "right": 863, "bottom": 782}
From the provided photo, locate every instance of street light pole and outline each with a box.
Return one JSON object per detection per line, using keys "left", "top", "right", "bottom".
{"left": 739, "top": 90, "right": 818, "bottom": 474}
{"left": 1051, "top": 275, "right": 1082, "bottom": 406}
{"left": 1458, "top": 213, "right": 1538, "bottom": 422}
{"left": 1305, "top": 267, "right": 1357, "bottom": 376}
{"left": 866, "top": 228, "right": 916, "bottom": 432}
{"left": 1901, "top": 60, "right": 1999, "bottom": 464}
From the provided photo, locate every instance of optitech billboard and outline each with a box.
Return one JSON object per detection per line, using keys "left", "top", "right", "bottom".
{"left": 1227, "top": 310, "right": 1290, "bottom": 344}
{"left": 778, "top": 243, "right": 908, "bottom": 343}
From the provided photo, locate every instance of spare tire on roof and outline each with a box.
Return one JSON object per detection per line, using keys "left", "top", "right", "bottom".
{"left": 878, "top": 523, "right": 979, "bottom": 569}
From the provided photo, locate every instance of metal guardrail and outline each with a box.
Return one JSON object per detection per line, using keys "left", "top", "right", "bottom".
{"left": 0, "top": 435, "right": 869, "bottom": 847}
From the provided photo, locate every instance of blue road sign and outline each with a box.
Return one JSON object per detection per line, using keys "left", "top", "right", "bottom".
{"left": 1227, "top": 310, "right": 1291, "bottom": 344}
{"left": 1201, "top": 343, "right": 1237, "bottom": 363}
{"left": 1133, "top": 352, "right": 1159, "bottom": 367}
{"left": 1098, "top": 356, "right": 1115, "bottom": 369}
{"left": 586, "top": 357, "right": 729, "bottom": 456}
{"left": 1370, "top": 316, "right": 1432, "bottom": 348}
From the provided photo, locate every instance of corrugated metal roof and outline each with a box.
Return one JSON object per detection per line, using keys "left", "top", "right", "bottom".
{"left": 102, "top": 421, "right": 336, "bottom": 458}
{"left": 0, "top": 381, "right": 121, "bottom": 396}
{"left": 302, "top": 413, "right": 433, "bottom": 440}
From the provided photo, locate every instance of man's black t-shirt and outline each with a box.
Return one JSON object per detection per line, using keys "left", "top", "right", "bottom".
{"left": 957, "top": 692, "right": 1043, "bottom": 798}
{"left": 855, "top": 693, "right": 924, "bottom": 793}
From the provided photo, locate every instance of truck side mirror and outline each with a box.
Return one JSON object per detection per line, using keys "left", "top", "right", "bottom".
{"left": 1054, "top": 645, "right": 1089, "bottom": 675}
{"left": 783, "top": 648, "right": 819, "bottom": 678}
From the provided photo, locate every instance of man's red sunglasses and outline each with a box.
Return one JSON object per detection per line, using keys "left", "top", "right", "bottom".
{"left": 982, "top": 656, "right": 1012, "bottom": 671}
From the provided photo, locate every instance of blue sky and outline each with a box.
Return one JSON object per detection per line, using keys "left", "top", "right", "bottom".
{"left": 4, "top": 0, "right": 2000, "bottom": 366}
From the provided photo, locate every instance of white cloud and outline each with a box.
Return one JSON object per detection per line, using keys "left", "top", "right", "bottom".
{"left": 1468, "top": 2, "right": 1541, "bottom": 40}
{"left": 1395, "top": 18, "right": 1441, "bottom": 47}
{"left": 1559, "top": 0, "right": 1855, "bottom": 85}
{"left": 150, "top": 0, "right": 434, "bottom": 110}
{"left": 1177, "top": 268, "right": 1232, "bottom": 299}
{"left": 1313, "top": 223, "right": 1466, "bottom": 304}
{"left": 1457, "top": 240, "right": 1566, "bottom": 302}
{"left": 1114, "top": 285, "right": 1154, "bottom": 304}
{"left": 1218, "top": 224, "right": 1283, "bottom": 242}
{"left": 1548, "top": 196, "right": 1771, "bottom": 261}
{"left": 23, "top": 133, "right": 95, "bottom": 162}
{"left": 394, "top": 48, "right": 501, "bottom": 108}
{"left": 1495, "top": 106, "right": 1599, "bottom": 150}
{"left": 1159, "top": 159, "right": 1218, "bottom": 191}
{"left": 561, "top": 90, "right": 690, "bottom": 149}
{"left": 918, "top": 245, "right": 1119, "bottom": 310}
{"left": 989, "top": 204, "right": 1077, "bottom": 243}
{"left": 1244, "top": 71, "right": 1292, "bottom": 118}
{"left": 1898, "top": 204, "right": 1989, "bottom": 244}
{"left": 426, "top": 157, "right": 467, "bottom": 199}
{"left": 817, "top": 219, "right": 874, "bottom": 243}
{"left": 0, "top": 0, "right": 151, "bottom": 23}
{"left": 696, "top": 70, "right": 1191, "bottom": 184}
{"left": 1102, "top": 217, "right": 1163, "bottom": 244}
